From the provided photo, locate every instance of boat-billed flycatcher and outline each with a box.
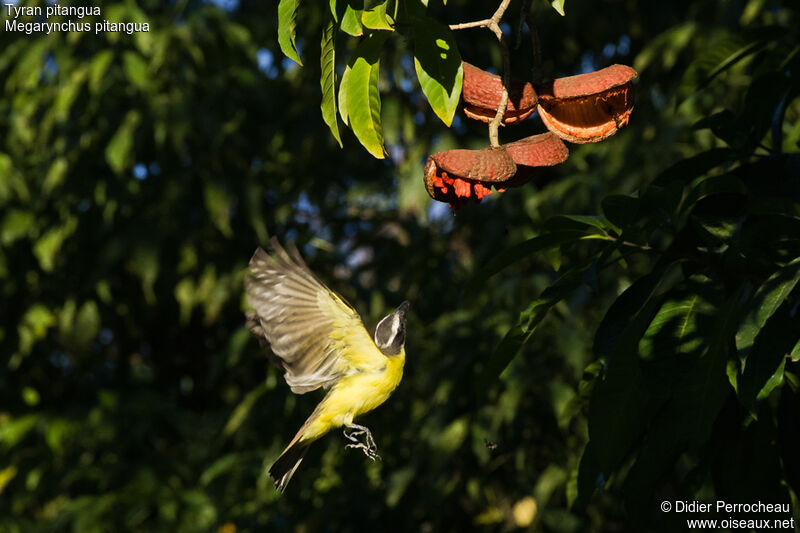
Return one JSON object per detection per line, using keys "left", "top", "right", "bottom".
{"left": 244, "top": 238, "right": 409, "bottom": 492}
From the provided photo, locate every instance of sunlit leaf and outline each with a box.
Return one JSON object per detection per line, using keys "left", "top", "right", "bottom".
{"left": 33, "top": 216, "right": 77, "bottom": 272}
{"left": 413, "top": 15, "right": 463, "bottom": 126}
{"left": 345, "top": 32, "right": 388, "bottom": 159}
{"left": 0, "top": 415, "right": 38, "bottom": 448}
{"left": 123, "top": 51, "right": 148, "bottom": 89}
{"left": 550, "top": 0, "right": 566, "bottom": 16}
{"left": 89, "top": 50, "right": 114, "bottom": 93}
{"left": 320, "top": 20, "right": 342, "bottom": 147}
{"left": 105, "top": 110, "right": 141, "bottom": 174}
{"left": 1, "top": 209, "right": 34, "bottom": 246}
{"left": 42, "top": 158, "right": 68, "bottom": 197}
{"left": 338, "top": 63, "right": 352, "bottom": 126}
{"left": 340, "top": 5, "right": 364, "bottom": 36}
{"left": 277, "top": 0, "right": 303, "bottom": 65}
{"left": 362, "top": 0, "right": 394, "bottom": 31}
{"left": 18, "top": 305, "right": 56, "bottom": 356}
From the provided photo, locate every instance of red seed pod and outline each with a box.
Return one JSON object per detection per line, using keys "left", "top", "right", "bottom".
{"left": 423, "top": 135, "right": 570, "bottom": 210}
{"left": 461, "top": 62, "right": 538, "bottom": 125}
{"left": 504, "top": 132, "right": 569, "bottom": 168}
{"left": 536, "top": 64, "right": 637, "bottom": 144}
{"left": 424, "top": 147, "right": 517, "bottom": 209}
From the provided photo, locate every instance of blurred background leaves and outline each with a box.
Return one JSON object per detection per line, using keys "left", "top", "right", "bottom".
{"left": 1, "top": 0, "right": 799, "bottom": 531}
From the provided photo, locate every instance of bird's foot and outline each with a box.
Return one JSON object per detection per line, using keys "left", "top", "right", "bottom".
{"left": 343, "top": 423, "right": 381, "bottom": 461}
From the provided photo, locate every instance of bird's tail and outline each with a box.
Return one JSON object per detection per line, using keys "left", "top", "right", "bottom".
{"left": 269, "top": 437, "right": 310, "bottom": 493}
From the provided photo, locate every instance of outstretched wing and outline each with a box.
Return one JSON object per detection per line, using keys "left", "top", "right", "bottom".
{"left": 244, "top": 238, "right": 383, "bottom": 394}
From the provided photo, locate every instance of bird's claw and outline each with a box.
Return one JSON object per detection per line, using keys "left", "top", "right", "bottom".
{"left": 343, "top": 423, "right": 381, "bottom": 461}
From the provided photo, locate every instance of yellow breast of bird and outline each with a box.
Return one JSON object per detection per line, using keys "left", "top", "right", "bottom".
{"left": 302, "top": 348, "right": 405, "bottom": 442}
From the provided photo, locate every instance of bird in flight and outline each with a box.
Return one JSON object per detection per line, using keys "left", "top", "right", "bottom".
{"left": 244, "top": 238, "right": 409, "bottom": 492}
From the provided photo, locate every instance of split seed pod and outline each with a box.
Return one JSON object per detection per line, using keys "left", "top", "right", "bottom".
{"left": 503, "top": 132, "right": 569, "bottom": 186}
{"left": 423, "top": 134, "right": 569, "bottom": 210}
{"left": 536, "top": 64, "right": 637, "bottom": 143}
{"left": 461, "top": 62, "right": 538, "bottom": 125}
{"left": 424, "top": 147, "right": 516, "bottom": 209}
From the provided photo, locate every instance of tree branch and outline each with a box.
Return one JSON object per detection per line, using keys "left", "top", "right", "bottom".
{"left": 449, "top": 0, "right": 514, "bottom": 147}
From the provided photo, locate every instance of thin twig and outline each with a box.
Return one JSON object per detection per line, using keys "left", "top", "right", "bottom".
{"left": 449, "top": 0, "right": 514, "bottom": 147}
{"left": 590, "top": 234, "right": 655, "bottom": 252}
{"left": 449, "top": 19, "right": 491, "bottom": 30}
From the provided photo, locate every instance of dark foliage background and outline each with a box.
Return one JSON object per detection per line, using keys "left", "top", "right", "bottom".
{"left": 1, "top": 0, "right": 798, "bottom": 531}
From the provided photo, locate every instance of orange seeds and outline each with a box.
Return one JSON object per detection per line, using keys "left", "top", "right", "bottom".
{"left": 423, "top": 147, "right": 517, "bottom": 209}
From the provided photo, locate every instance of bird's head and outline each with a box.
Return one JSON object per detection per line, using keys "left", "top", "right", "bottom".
{"left": 374, "top": 301, "right": 410, "bottom": 356}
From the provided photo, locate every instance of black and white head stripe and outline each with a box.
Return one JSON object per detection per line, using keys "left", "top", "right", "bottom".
{"left": 374, "top": 301, "right": 410, "bottom": 356}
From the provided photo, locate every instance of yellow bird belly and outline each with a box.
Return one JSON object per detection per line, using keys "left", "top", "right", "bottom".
{"left": 301, "top": 348, "right": 404, "bottom": 443}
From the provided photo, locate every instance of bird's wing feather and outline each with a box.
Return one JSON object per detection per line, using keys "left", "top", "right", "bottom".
{"left": 244, "top": 238, "right": 384, "bottom": 394}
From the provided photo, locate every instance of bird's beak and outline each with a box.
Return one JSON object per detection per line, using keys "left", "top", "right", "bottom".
{"left": 395, "top": 301, "right": 410, "bottom": 317}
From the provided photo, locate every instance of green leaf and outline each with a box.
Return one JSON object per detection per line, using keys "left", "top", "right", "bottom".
{"left": 338, "top": 63, "right": 352, "bottom": 126}
{"left": 362, "top": 1, "right": 394, "bottom": 31}
{"left": 0, "top": 415, "right": 38, "bottom": 448}
{"left": 33, "top": 216, "right": 78, "bottom": 272}
{"left": 738, "top": 297, "right": 800, "bottom": 412}
{"left": 1, "top": 209, "right": 34, "bottom": 245}
{"left": 638, "top": 280, "right": 718, "bottom": 361}
{"left": 593, "top": 261, "right": 679, "bottom": 361}
{"left": 735, "top": 258, "right": 800, "bottom": 362}
{"left": 478, "top": 267, "right": 588, "bottom": 392}
{"left": 550, "top": 0, "right": 566, "bottom": 16}
{"left": 682, "top": 174, "right": 747, "bottom": 212}
{"left": 576, "top": 264, "right": 685, "bottom": 510}
{"left": 622, "top": 280, "right": 735, "bottom": 520}
{"left": 222, "top": 382, "right": 269, "bottom": 437}
{"left": 412, "top": 15, "right": 463, "bottom": 127}
{"left": 653, "top": 148, "right": 734, "bottom": 185}
{"left": 689, "top": 215, "right": 742, "bottom": 247}
{"left": 467, "top": 231, "right": 586, "bottom": 295}
{"left": 546, "top": 214, "right": 614, "bottom": 234}
{"left": 72, "top": 301, "right": 101, "bottom": 351}
{"left": 678, "top": 30, "right": 768, "bottom": 103}
{"left": 277, "top": 0, "right": 303, "bottom": 66}
{"left": 18, "top": 305, "right": 56, "bottom": 356}
{"left": 122, "top": 51, "right": 148, "bottom": 89}
{"left": 89, "top": 50, "right": 114, "bottom": 93}
{"left": 345, "top": 32, "right": 388, "bottom": 159}
{"left": 42, "top": 158, "right": 68, "bottom": 197}
{"left": 601, "top": 195, "right": 639, "bottom": 232}
{"left": 340, "top": 5, "right": 364, "bottom": 36}
{"left": 200, "top": 454, "right": 241, "bottom": 486}
{"left": 204, "top": 181, "right": 234, "bottom": 238}
{"left": 577, "top": 297, "right": 661, "bottom": 509}
{"left": 320, "top": 20, "right": 342, "bottom": 147}
{"left": 105, "top": 110, "right": 141, "bottom": 174}
{"left": 127, "top": 246, "right": 159, "bottom": 305}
